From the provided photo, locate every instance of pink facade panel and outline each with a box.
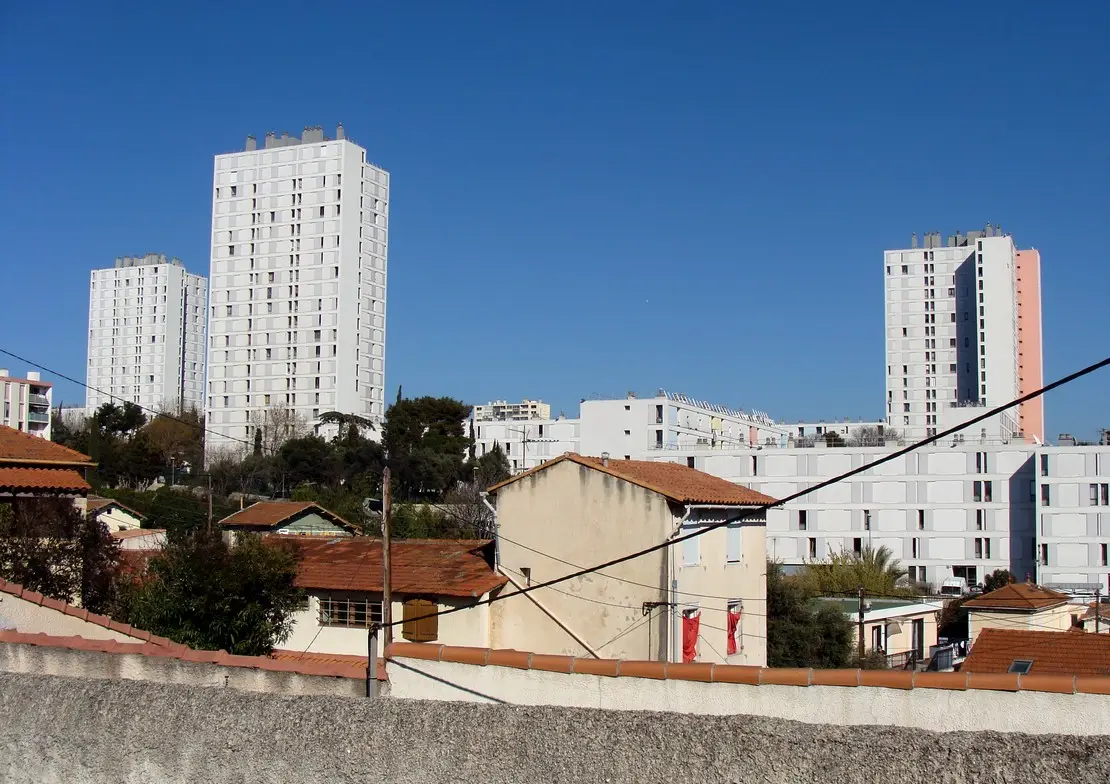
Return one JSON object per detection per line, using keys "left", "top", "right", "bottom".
{"left": 1015, "top": 250, "right": 1044, "bottom": 442}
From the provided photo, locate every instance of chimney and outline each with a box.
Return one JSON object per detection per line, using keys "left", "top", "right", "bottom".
{"left": 0, "top": 369, "right": 7, "bottom": 377}
{"left": 911, "top": 232, "right": 918, "bottom": 249}
{"left": 245, "top": 134, "right": 257, "bottom": 151}
{"left": 26, "top": 372, "right": 39, "bottom": 382}
{"left": 336, "top": 123, "right": 346, "bottom": 140}
{"left": 601, "top": 452, "right": 610, "bottom": 467}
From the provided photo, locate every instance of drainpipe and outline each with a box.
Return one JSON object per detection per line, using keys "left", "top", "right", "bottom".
{"left": 479, "top": 491, "right": 499, "bottom": 566}
{"left": 499, "top": 568, "right": 601, "bottom": 658}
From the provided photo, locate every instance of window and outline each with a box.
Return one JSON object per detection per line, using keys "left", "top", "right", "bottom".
{"left": 1101, "top": 543, "right": 1108, "bottom": 567}
{"left": 799, "top": 510, "right": 807, "bottom": 531}
{"left": 1091, "top": 484, "right": 1100, "bottom": 506}
{"left": 864, "top": 510, "right": 871, "bottom": 530}
{"left": 853, "top": 537, "right": 862, "bottom": 555}
{"left": 984, "top": 481, "right": 993, "bottom": 503}
{"left": 871, "top": 625, "right": 884, "bottom": 653}
{"left": 655, "top": 404, "right": 663, "bottom": 424}
{"left": 1008, "top": 659, "right": 1033, "bottom": 675}
{"left": 623, "top": 430, "right": 630, "bottom": 436}
{"left": 687, "top": 456, "right": 696, "bottom": 468}
{"left": 1039, "top": 543, "right": 1049, "bottom": 565}
{"left": 1103, "top": 484, "right": 1109, "bottom": 506}
{"left": 973, "top": 481, "right": 982, "bottom": 502}
{"left": 975, "top": 452, "right": 987, "bottom": 474}
{"left": 976, "top": 509, "right": 984, "bottom": 531}
{"left": 912, "top": 537, "right": 920, "bottom": 558}
{"left": 1041, "top": 484, "right": 1051, "bottom": 506}
{"left": 726, "top": 525, "right": 741, "bottom": 564}
{"left": 682, "top": 528, "right": 700, "bottom": 566}
{"left": 917, "top": 509, "right": 925, "bottom": 530}
{"left": 318, "top": 596, "right": 382, "bottom": 628}
{"left": 808, "top": 538, "right": 817, "bottom": 559}
{"left": 901, "top": 265, "right": 908, "bottom": 274}
{"left": 401, "top": 598, "right": 439, "bottom": 642}
{"left": 1039, "top": 454, "right": 1049, "bottom": 477}
{"left": 751, "top": 456, "right": 758, "bottom": 476}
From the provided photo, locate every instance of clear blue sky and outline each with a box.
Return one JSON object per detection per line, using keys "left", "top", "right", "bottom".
{"left": 1, "top": 2, "right": 1106, "bottom": 438}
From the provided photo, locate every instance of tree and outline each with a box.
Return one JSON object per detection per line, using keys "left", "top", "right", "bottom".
{"left": 797, "top": 545, "right": 911, "bottom": 597}
{"left": 0, "top": 499, "right": 121, "bottom": 613}
{"left": 249, "top": 405, "right": 309, "bottom": 456}
{"left": 766, "top": 561, "right": 852, "bottom": 668}
{"left": 278, "top": 435, "right": 337, "bottom": 488}
{"left": 115, "top": 531, "right": 303, "bottom": 655}
{"left": 473, "top": 443, "right": 511, "bottom": 489}
{"left": 94, "top": 402, "right": 147, "bottom": 438}
{"left": 383, "top": 396, "right": 471, "bottom": 499}
{"left": 848, "top": 426, "right": 900, "bottom": 447}
{"left": 936, "top": 597, "right": 970, "bottom": 641}
{"left": 981, "top": 569, "right": 1014, "bottom": 593}
{"left": 822, "top": 430, "right": 846, "bottom": 447}
{"left": 142, "top": 408, "right": 204, "bottom": 477}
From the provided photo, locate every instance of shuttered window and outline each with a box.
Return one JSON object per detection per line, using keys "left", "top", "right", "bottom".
{"left": 402, "top": 598, "right": 439, "bottom": 643}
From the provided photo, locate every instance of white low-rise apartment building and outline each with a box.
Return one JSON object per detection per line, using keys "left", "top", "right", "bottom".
{"left": 468, "top": 416, "right": 580, "bottom": 474}
{"left": 0, "top": 370, "right": 52, "bottom": 439}
{"left": 1034, "top": 446, "right": 1110, "bottom": 593}
{"left": 650, "top": 440, "right": 1039, "bottom": 590}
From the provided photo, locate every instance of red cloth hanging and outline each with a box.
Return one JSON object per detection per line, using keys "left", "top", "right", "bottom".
{"left": 681, "top": 611, "right": 700, "bottom": 663}
{"left": 727, "top": 606, "right": 742, "bottom": 655}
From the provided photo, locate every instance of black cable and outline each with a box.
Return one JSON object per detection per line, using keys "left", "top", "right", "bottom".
{"left": 379, "top": 355, "right": 1110, "bottom": 630}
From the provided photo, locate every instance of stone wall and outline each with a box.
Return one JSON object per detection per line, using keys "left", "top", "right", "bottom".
{"left": 1, "top": 672, "right": 1106, "bottom": 784}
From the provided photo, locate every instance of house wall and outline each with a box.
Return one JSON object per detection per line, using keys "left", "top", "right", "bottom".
{"left": 968, "top": 604, "right": 1074, "bottom": 644}
{"left": 0, "top": 593, "right": 147, "bottom": 642}
{"left": 492, "top": 459, "right": 674, "bottom": 661}
{"left": 386, "top": 654, "right": 1110, "bottom": 736}
{"left": 97, "top": 507, "right": 144, "bottom": 532}
{"left": 863, "top": 611, "right": 938, "bottom": 656}
{"left": 275, "top": 512, "right": 350, "bottom": 535}
{"left": 284, "top": 593, "right": 491, "bottom": 658}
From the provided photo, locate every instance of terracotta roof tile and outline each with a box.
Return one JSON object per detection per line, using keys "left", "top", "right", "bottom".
{"left": 962, "top": 628, "right": 1110, "bottom": 676}
{"left": 963, "top": 582, "right": 1069, "bottom": 611}
{"left": 0, "top": 425, "right": 93, "bottom": 465}
{"left": 488, "top": 453, "right": 777, "bottom": 506}
{"left": 218, "top": 501, "right": 358, "bottom": 533}
{"left": 288, "top": 537, "right": 507, "bottom": 598}
{"left": 0, "top": 466, "right": 90, "bottom": 492}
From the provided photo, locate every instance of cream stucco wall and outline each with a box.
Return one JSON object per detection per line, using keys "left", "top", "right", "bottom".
{"left": 491, "top": 460, "right": 767, "bottom": 665}
{"left": 96, "top": 506, "right": 144, "bottom": 532}
{"left": 863, "top": 611, "right": 938, "bottom": 657}
{"left": 969, "top": 604, "right": 1073, "bottom": 644}
{"left": 387, "top": 656, "right": 1109, "bottom": 736}
{"left": 284, "top": 593, "right": 492, "bottom": 658}
{"left": 0, "top": 593, "right": 147, "bottom": 642}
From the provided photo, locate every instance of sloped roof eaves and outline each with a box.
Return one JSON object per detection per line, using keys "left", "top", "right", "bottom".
{"left": 218, "top": 501, "right": 358, "bottom": 534}
{"left": 964, "top": 583, "right": 1070, "bottom": 611}
{"left": 487, "top": 453, "right": 777, "bottom": 507}
{"left": 0, "top": 425, "right": 94, "bottom": 466}
{"left": 0, "top": 466, "right": 91, "bottom": 493}
{"left": 88, "top": 497, "right": 147, "bottom": 520}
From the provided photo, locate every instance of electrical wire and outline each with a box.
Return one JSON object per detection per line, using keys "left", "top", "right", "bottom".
{"left": 377, "top": 355, "right": 1110, "bottom": 631}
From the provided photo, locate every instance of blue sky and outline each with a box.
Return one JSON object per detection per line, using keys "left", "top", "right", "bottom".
{"left": 1, "top": 2, "right": 1106, "bottom": 438}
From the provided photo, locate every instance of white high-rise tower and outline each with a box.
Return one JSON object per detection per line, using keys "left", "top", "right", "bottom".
{"left": 205, "top": 125, "right": 389, "bottom": 455}
{"left": 883, "top": 225, "right": 1043, "bottom": 443}
{"left": 86, "top": 254, "right": 207, "bottom": 415}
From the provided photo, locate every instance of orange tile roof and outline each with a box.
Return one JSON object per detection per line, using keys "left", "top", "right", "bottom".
{"left": 88, "top": 496, "right": 147, "bottom": 520}
{"left": 962, "top": 628, "right": 1110, "bottom": 676}
{"left": 288, "top": 537, "right": 507, "bottom": 598}
{"left": 488, "top": 453, "right": 778, "bottom": 506}
{"left": 0, "top": 424, "right": 93, "bottom": 466}
{"left": 384, "top": 642, "right": 1110, "bottom": 695}
{"left": 218, "top": 500, "right": 358, "bottom": 533}
{"left": 963, "top": 582, "right": 1069, "bottom": 612}
{"left": 0, "top": 466, "right": 90, "bottom": 492}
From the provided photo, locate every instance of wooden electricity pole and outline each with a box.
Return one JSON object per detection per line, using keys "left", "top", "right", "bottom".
{"left": 857, "top": 585, "right": 866, "bottom": 662}
{"left": 382, "top": 467, "right": 393, "bottom": 650}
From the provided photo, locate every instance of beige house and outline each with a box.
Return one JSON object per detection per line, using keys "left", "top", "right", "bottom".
{"left": 964, "top": 582, "right": 1073, "bottom": 644}
{"left": 819, "top": 597, "right": 942, "bottom": 668}
{"left": 487, "top": 453, "right": 774, "bottom": 666}
{"left": 217, "top": 501, "right": 359, "bottom": 544}
{"left": 282, "top": 537, "right": 505, "bottom": 660}
{"left": 85, "top": 497, "right": 146, "bottom": 532}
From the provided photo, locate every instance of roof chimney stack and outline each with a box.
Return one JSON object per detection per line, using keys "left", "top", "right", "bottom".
{"left": 601, "top": 452, "right": 610, "bottom": 467}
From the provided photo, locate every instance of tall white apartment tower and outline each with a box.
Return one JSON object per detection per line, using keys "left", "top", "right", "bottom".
{"left": 884, "top": 225, "right": 1043, "bottom": 443}
{"left": 205, "top": 125, "right": 388, "bottom": 454}
{"left": 86, "top": 254, "right": 208, "bottom": 415}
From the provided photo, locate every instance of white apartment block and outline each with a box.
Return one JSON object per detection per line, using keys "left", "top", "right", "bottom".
{"left": 884, "top": 226, "right": 1043, "bottom": 443}
{"left": 468, "top": 417, "right": 580, "bottom": 473}
{"left": 472, "top": 399, "right": 551, "bottom": 422}
{"left": 205, "top": 125, "right": 388, "bottom": 454}
{"left": 86, "top": 254, "right": 207, "bottom": 415}
{"left": 1034, "top": 446, "right": 1110, "bottom": 593}
{"left": 650, "top": 443, "right": 1038, "bottom": 590}
{"left": 0, "top": 370, "right": 52, "bottom": 439}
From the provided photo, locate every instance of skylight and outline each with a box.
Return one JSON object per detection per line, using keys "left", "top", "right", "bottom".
{"left": 1008, "top": 659, "right": 1033, "bottom": 674}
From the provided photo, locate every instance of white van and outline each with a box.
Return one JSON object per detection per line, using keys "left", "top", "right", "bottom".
{"left": 940, "top": 577, "right": 969, "bottom": 597}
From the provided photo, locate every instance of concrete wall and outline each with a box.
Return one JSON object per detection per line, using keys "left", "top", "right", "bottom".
{"left": 0, "top": 592, "right": 145, "bottom": 642}
{"left": 1, "top": 672, "right": 1106, "bottom": 784}
{"left": 387, "top": 654, "right": 1110, "bottom": 736}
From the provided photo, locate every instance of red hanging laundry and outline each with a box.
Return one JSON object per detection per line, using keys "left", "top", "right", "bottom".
{"left": 727, "top": 606, "right": 742, "bottom": 655}
{"left": 682, "top": 611, "right": 700, "bottom": 663}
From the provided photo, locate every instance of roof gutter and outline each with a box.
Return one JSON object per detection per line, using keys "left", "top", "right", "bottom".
{"left": 499, "top": 568, "right": 602, "bottom": 659}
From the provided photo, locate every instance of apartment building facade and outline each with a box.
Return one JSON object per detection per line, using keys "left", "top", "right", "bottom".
{"left": 472, "top": 399, "right": 551, "bottom": 422}
{"left": 884, "top": 226, "right": 1043, "bottom": 442}
{"left": 205, "top": 125, "right": 388, "bottom": 454}
{"left": 467, "top": 416, "right": 580, "bottom": 473}
{"left": 86, "top": 254, "right": 207, "bottom": 415}
{"left": 0, "top": 370, "right": 52, "bottom": 439}
{"left": 1034, "top": 446, "right": 1110, "bottom": 593}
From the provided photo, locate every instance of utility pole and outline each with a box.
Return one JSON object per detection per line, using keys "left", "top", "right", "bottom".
{"left": 1097, "top": 587, "right": 1102, "bottom": 635}
{"left": 857, "top": 585, "right": 866, "bottom": 662}
{"left": 366, "top": 622, "right": 378, "bottom": 699}
{"left": 206, "top": 474, "right": 213, "bottom": 533}
{"left": 381, "top": 466, "right": 393, "bottom": 651}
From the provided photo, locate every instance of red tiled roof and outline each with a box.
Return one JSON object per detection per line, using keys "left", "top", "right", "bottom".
{"left": 218, "top": 501, "right": 358, "bottom": 533}
{"left": 385, "top": 642, "right": 1110, "bottom": 695}
{"left": 289, "top": 537, "right": 507, "bottom": 598}
{"left": 488, "top": 453, "right": 777, "bottom": 506}
{"left": 88, "top": 496, "right": 147, "bottom": 520}
{"left": 962, "top": 628, "right": 1110, "bottom": 676}
{"left": 0, "top": 466, "right": 90, "bottom": 492}
{"left": 271, "top": 649, "right": 372, "bottom": 678}
{"left": 963, "top": 582, "right": 1069, "bottom": 612}
{"left": 0, "top": 425, "right": 93, "bottom": 466}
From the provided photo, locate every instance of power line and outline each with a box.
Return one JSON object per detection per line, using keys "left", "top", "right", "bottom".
{"left": 379, "top": 355, "right": 1110, "bottom": 631}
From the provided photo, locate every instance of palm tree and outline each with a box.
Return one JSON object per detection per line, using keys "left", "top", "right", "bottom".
{"left": 799, "top": 544, "right": 911, "bottom": 596}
